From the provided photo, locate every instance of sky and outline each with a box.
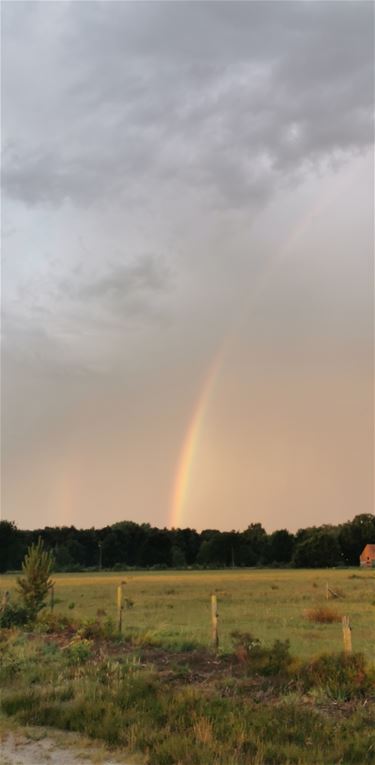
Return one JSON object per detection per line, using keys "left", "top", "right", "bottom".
{"left": 1, "top": 1, "right": 374, "bottom": 533}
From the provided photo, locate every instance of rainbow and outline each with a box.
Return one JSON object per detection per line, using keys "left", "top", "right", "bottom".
{"left": 169, "top": 181, "right": 344, "bottom": 529}
{"left": 169, "top": 351, "right": 224, "bottom": 528}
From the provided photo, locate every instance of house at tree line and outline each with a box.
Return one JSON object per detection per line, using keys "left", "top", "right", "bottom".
{"left": 359, "top": 544, "right": 375, "bottom": 567}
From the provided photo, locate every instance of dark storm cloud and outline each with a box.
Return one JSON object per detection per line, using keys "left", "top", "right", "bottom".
{"left": 3, "top": 1, "right": 373, "bottom": 210}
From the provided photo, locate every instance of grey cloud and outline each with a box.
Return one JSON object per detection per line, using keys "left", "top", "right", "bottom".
{"left": 2, "top": 2, "right": 373, "bottom": 210}
{"left": 75, "top": 253, "right": 172, "bottom": 320}
{"left": 80, "top": 255, "right": 169, "bottom": 298}
{"left": 2, "top": 315, "right": 91, "bottom": 381}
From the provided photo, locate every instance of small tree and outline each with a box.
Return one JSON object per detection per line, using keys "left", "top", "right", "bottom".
{"left": 16, "top": 538, "right": 54, "bottom": 618}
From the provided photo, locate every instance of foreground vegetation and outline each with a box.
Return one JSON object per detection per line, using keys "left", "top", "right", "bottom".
{"left": 1, "top": 559, "right": 374, "bottom": 764}
{"left": 1, "top": 615, "right": 374, "bottom": 765}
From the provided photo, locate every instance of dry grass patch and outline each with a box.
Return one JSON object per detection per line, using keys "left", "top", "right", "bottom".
{"left": 304, "top": 607, "right": 341, "bottom": 624}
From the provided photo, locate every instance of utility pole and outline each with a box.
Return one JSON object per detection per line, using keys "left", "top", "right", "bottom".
{"left": 98, "top": 542, "right": 102, "bottom": 571}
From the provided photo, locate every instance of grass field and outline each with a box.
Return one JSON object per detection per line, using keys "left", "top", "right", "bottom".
{"left": 1, "top": 568, "right": 375, "bottom": 764}
{"left": 1, "top": 568, "right": 374, "bottom": 659}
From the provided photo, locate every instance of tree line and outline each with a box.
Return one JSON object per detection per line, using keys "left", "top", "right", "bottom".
{"left": 0, "top": 514, "right": 374, "bottom": 573}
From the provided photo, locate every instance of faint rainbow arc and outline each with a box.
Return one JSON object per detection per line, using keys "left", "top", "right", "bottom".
{"left": 169, "top": 351, "right": 224, "bottom": 529}
{"left": 169, "top": 185, "right": 344, "bottom": 529}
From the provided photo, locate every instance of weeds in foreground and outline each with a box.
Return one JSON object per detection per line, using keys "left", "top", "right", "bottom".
{"left": 1, "top": 669, "right": 374, "bottom": 764}
{"left": 0, "top": 624, "right": 374, "bottom": 765}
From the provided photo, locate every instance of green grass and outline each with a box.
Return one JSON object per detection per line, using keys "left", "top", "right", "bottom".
{"left": 1, "top": 568, "right": 374, "bottom": 658}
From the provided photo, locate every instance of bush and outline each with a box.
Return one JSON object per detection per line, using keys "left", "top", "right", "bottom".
{"left": 231, "top": 630, "right": 261, "bottom": 662}
{"left": 64, "top": 635, "right": 93, "bottom": 665}
{"left": 35, "top": 611, "right": 74, "bottom": 634}
{"left": 304, "top": 607, "right": 341, "bottom": 623}
{"left": 299, "top": 652, "right": 372, "bottom": 700}
{"left": 0, "top": 602, "right": 29, "bottom": 628}
{"left": 76, "top": 617, "right": 116, "bottom": 640}
{"left": 112, "top": 563, "right": 126, "bottom": 571}
{"left": 231, "top": 631, "right": 292, "bottom": 676}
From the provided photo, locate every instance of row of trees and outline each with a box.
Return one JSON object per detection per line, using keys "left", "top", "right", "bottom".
{"left": 0, "top": 514, "right": 374, "bottom": 573}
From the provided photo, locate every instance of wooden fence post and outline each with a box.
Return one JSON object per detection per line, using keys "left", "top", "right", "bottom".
{"left": 211, "top": 594, "right": 219, "bottom": 653}
{"left": 117, "top": 584, "right": 123, "bottom": 634}
{"left": 327, "top": 583, "right": 340, "bottom": 599}
{"left": 50, "top": 584, "right": 55, "bottom": 612}
{"left": 342, "top": 616, "right": 352, "bottom": 654}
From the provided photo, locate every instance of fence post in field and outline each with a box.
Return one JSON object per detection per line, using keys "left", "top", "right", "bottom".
{"left": 211, "top": 594, "right": 219, "bottom": 653}
{"left": 342, "top": 616, "right": 352, "bottom": 654}
{"left": 327, "top": 584, "right": 339, "bottom": 599}
{"left": 1, "top": 591, "right": 9, "bottom": 610}
{"left": 50, "top": 584, "right": 55, "bottom": 612}
{"left": 117, "top": 584, "right": 123, "bottom": 633}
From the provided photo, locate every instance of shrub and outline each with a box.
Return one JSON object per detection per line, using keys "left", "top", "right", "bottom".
{"left": 299, "top": 652, "right": 372, "bottom": 700}
{"left": 231, "top": 631, "right": 292, "bottom": 676}
{"left": 112, "top": 563, "right": 126, "bottom": 571}
{"left": 264, "top": 639, "right": 293, "bottom": 676}
{"left": 304, "top": 607, "right": 341, "bottom": 623}
{"left": 64, "top": 636, "right": 93, "bottom": 665}
{"left": 76, "top": 618, "right": 112, "bottom": 640}
{"left": 35, "top": 611, "right": 74, "bottom": 634}
{"left": 0, "top": 602, "right": 29, "bottom": 628}
{"left": 231, "top": 630, "right": 261, "bottom": 662}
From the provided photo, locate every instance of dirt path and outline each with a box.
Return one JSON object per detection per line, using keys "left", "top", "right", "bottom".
{"left": 0, "top": 730, "right": 136, "bottom": 765}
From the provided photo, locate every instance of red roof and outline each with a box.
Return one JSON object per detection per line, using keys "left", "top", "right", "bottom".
{"left": 360, "top": 544, "right": 375, "bottom": 559}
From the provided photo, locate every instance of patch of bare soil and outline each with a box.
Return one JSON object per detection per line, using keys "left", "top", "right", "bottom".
{"left": 0, "top": 731, "right": 136, "bottom": 765}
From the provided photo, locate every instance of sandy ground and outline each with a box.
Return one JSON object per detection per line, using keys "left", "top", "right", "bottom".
{"left": 0, "top": 730, "right": 136, "bottom": 765}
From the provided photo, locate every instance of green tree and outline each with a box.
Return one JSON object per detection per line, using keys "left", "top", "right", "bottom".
{"left": 16, "top": 538, "right": 54, "bottom": 617}
{"left": 0, "top": 521, "right": 19, "bottom": 573}
{"left": 269, "top": 529, "right": 295, "bottom": 564}
{"left": 171, "top": 545, "right": 186, "bottom": 568}
{"left": 338, "top": 514, "right": 375, "bottom": 565}
{"left": 243, "top": 523, "right": 268, "bottom": 564}
{"left": 293, "top": 531, "right": 342, "bottom": 568}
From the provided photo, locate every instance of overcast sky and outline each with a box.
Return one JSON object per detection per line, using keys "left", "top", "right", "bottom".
{"left": 2, "top": 1, "right": 374, "bottom": 532}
